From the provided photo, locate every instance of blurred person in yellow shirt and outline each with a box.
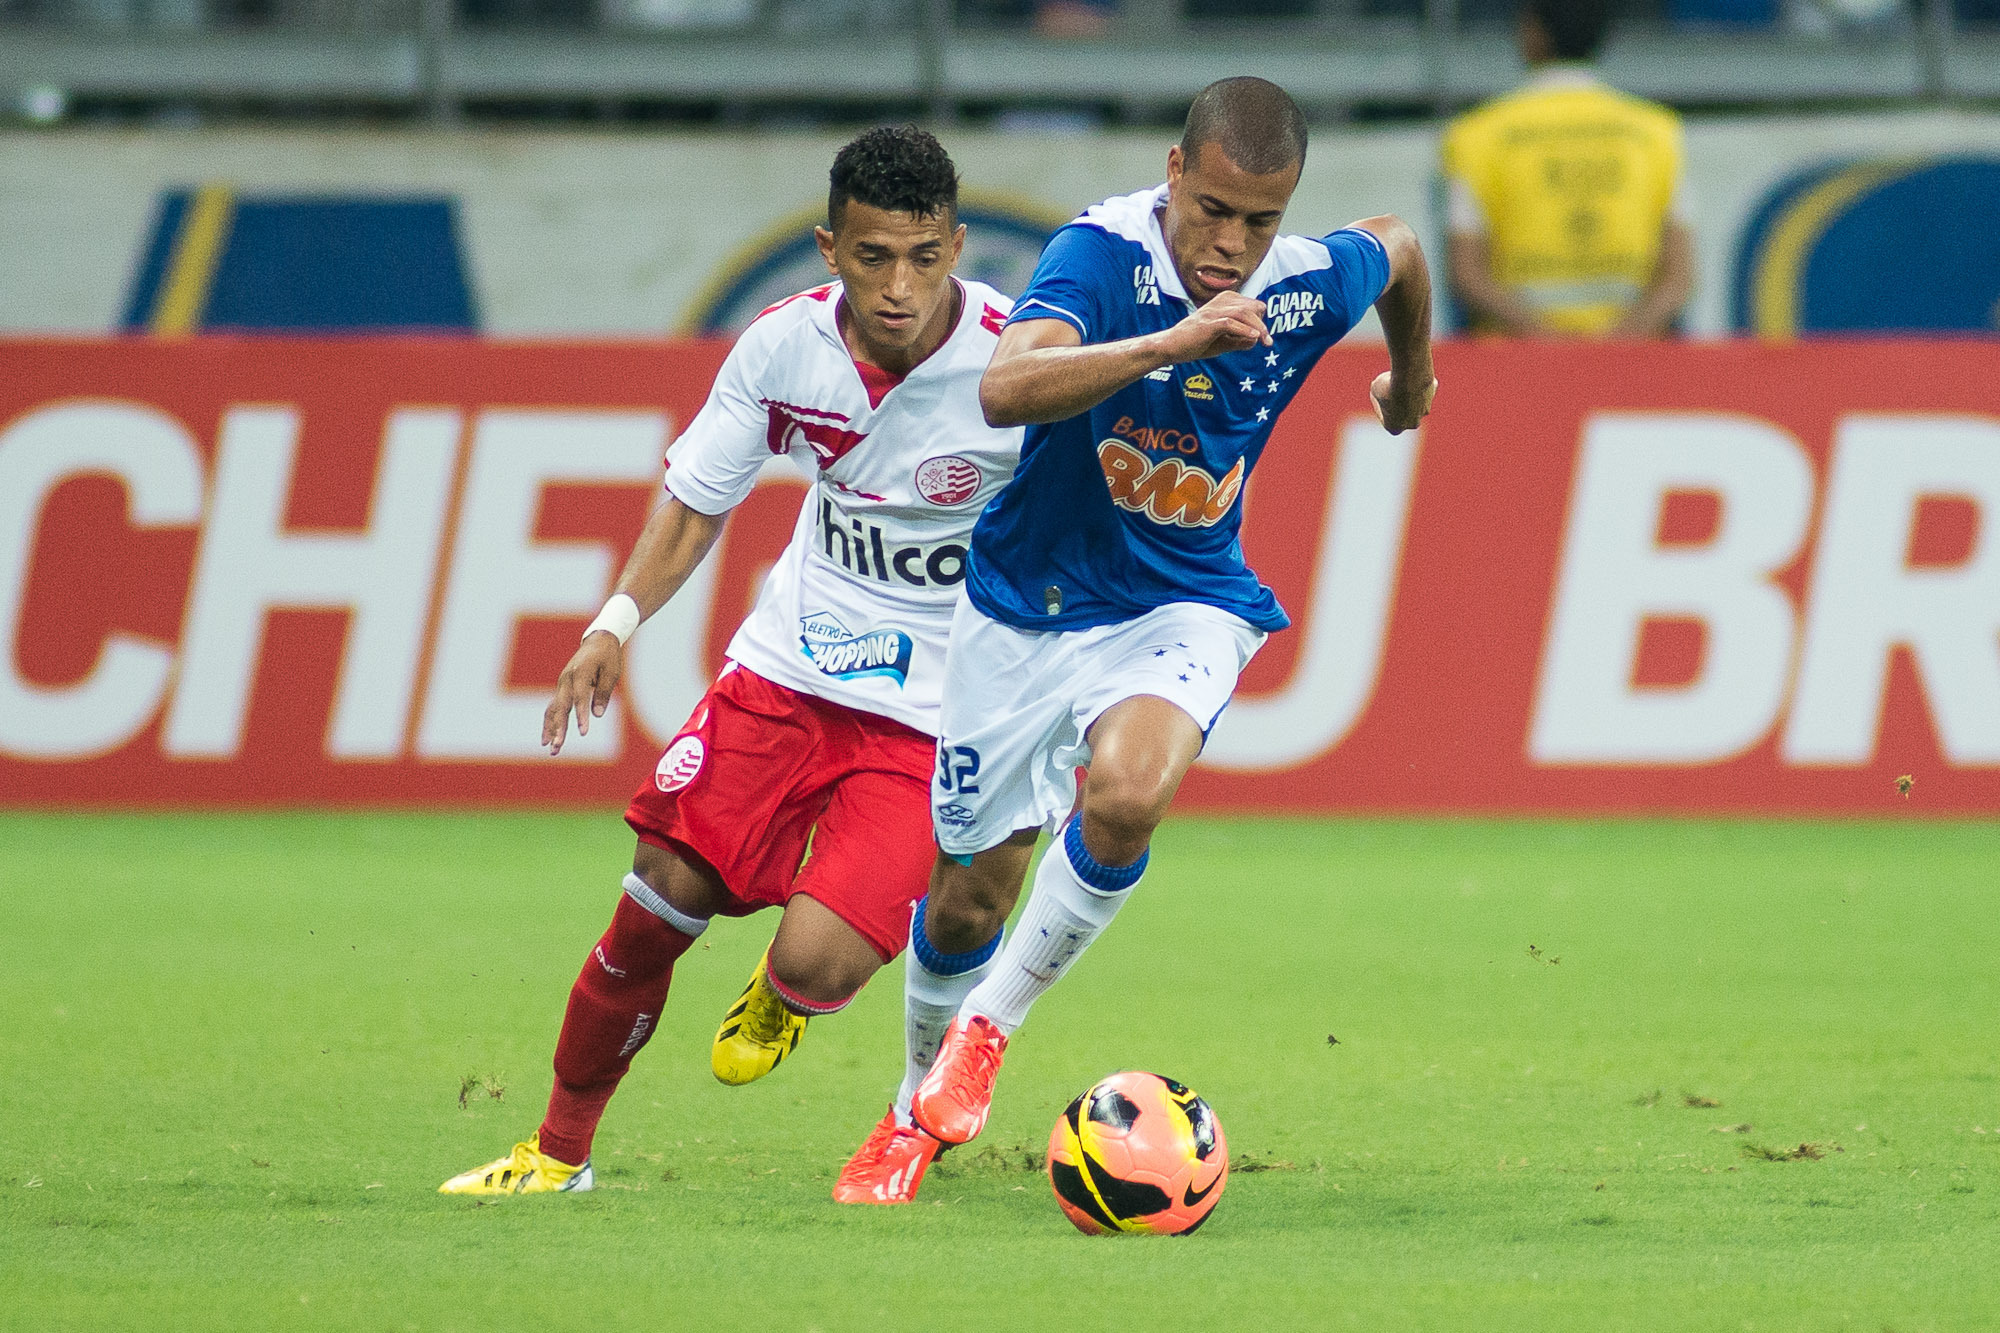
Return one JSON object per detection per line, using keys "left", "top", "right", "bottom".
{"left": 1440, "top": 0, "right": 1693, "bottom": 337}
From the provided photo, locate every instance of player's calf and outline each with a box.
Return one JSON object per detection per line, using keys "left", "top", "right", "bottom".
{"left": 541, "top": 882, "right": 706, "bottom": 1164}
{"left": 442, "top": 874, "right": 705, "bottom": 1193}
{"left": 920, "top": 830, "right": 1037, "bottom": 954}
{"left": 913, "top": 818, "right": 1149, "bottom": 1144}
{"left": 766, "top": 893, "right": 883, "bottom": 1009}
{"left": 711, "top": 897, "right": 882, "bottom": 1086}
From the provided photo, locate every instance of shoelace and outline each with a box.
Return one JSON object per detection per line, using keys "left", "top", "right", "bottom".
{"left": 956, "top": 1024, "right": 1005, "bottom": 1094}
{"left": 501, "top": 1141, "right": 542, "bottom": 1189}
{"left": 839, "top": 1122, "right": 902, "bottom": 1180}
{"left": 744, "top": 978, "right": 795, "bottom": 1043}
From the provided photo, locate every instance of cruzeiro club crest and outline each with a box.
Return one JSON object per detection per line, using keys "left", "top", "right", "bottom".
{"left": 683, "top": 195, "right": 1068, "bottom": 335}
{"left": 800, "top": 610, "right": 914, "bottom": 686}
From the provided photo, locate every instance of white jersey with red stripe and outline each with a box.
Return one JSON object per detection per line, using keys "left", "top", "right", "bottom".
{"left": 662, "top": 277, "right": 1022, "bottom": 737}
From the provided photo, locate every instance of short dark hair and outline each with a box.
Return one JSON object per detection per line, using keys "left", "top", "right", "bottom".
{"left": 827, "top": 125, "right": 960, "bottom": 230}
{"left": 1527, "top": 0, "right": 1612, "bottom": 61}
{"left": 1179, "top": 77, "right": 1308, "bottom": 178}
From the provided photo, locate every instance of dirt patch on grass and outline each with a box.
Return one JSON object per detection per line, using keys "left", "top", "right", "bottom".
{"left": 1742, "top": 1141, "right": 1841, "bottom": 1162}
{"left": 933, "top": 1141, "right": 1045, "bottom": 1177}
{"left": 457, "top": 1074, "right": 504, "bottom": 1109}
{"left": 1234, "top": 1152, "right": 1300, "bottom": 1174}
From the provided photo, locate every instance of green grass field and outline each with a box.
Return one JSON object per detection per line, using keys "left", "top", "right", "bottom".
{"left": 3, "top": 812, "right": 1996, "bottom": 1331}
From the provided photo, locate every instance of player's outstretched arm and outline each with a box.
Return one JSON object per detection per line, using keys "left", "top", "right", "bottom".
{"left": 979, "top": 292, "right": 1272, "bottom": 428}
{"left": 543, "top": 495, "right": 725, "bottom": 755}
{"left": 1351, "top": 214, "right": 1439, "bottom": 435}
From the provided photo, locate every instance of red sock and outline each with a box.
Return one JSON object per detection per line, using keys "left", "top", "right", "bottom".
{"left": 538, "top": 894, "right": 697, "bottom": 1167}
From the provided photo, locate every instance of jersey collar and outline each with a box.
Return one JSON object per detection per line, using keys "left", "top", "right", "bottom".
{"left": 815, "top": 277, "right": 973, "bottom": 407}
{"left": 1134, "top": 185, "right": 1193, "bottom": 305}
{"left": 1523, "top": 62, "right": 1602, "bottom": 91}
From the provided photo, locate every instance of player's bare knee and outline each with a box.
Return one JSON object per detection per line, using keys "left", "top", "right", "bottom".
{"left": 630, "top": 840, "right": 676, "bottom": 889}
{"left": 1080, "top": 778, "right": 1170, "bottom": 863}
{"left": 923, "top": 832, "right": 1033, "bottom": 951}
{"left": 925, "top": 894, "right": 1005, "bottom": 954}
{"left": 630, "top": 840, "right": 731, "bottom": 921}
{"left": 767, "top": 945, "right": 878, "bottom": 1008}
{"left": 925, "top": 869, "right": 1008, "bottom": 953}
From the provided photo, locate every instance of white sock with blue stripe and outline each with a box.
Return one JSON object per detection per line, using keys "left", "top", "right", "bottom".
{"left": 963, "top": 819, "right": 1145, "bottom": 1037}
{"left": 894, "top": 896, "right": 1001, "bottom": 1126}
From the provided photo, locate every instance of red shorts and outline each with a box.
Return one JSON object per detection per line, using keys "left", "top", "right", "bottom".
{"left": 625, "top": 665, "right": 936, "bottom": 963}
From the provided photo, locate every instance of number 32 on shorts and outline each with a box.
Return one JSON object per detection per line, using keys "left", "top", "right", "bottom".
{"left": 935, "top": 745, "right": 981, "bottom": 795}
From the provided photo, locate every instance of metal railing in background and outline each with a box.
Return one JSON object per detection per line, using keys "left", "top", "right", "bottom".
{"left": 0, "top": 0, "right": 1993, "bottom": 122}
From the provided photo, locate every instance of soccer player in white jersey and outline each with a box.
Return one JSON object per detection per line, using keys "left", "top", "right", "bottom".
{"left": 441, "top": 127, "right": 1022, "bottom": 1198}
{"left": 841, "top": 78, "right": 1439, "bottom": 1174}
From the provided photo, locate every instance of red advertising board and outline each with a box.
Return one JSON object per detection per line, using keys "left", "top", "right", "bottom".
{"left": 3, "top": 336, "right": 1996, "bottom": 812}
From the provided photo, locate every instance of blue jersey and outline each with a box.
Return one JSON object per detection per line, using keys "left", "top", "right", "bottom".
{"left": 965, "top": 184, "right": 1390, "bottom": 633}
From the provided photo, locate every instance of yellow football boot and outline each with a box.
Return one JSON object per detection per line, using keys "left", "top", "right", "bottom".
{"left": 711, "top": 951, "right": 806, "bottom": 1086}
{"left": 438, "top": 1133, "right": 593, "bottom": 1195}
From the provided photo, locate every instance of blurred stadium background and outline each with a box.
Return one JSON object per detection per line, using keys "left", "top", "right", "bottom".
{"left": 5, "top": 6, "right": 2000, "bottom": 1329}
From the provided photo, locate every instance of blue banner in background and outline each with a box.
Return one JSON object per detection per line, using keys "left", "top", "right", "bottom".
{"left": 122, "top": 189, "right": 479, "bottom": 334}
{"left": 1734, "top": 157, "right": 2000, "bottom": 337}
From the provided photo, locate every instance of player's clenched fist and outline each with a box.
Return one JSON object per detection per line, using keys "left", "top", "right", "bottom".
{"left": 543, "top": 632, "right": 624, "bottom": 755}
{"left": 1157, "top": 290, "right": 1271, "bottom": 364}
{"left": 1369, "top": 370, "right": 1437, "bottom": 436}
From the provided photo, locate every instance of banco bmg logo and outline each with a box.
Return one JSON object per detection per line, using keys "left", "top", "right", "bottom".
{"left": 800, "top": 610, "right": 914, "bottom": 685}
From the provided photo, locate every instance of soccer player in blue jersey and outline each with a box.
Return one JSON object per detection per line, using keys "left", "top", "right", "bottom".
{"left": 832, "top": 76, "right": 1437, "bottom": 1199}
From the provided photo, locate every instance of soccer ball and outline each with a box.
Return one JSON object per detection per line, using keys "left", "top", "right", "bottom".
{"left": 1046, "top": 1071, "right": 1228, "bottom": 1235}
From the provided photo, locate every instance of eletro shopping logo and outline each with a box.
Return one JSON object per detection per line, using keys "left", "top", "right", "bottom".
{"left": 799, "top": 611, "right": 914, "bottom": 685}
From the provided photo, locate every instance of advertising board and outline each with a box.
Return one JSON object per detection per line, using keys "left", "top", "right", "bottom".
{"left": 4, "top": 337, "right": 1995, "bottom": 811}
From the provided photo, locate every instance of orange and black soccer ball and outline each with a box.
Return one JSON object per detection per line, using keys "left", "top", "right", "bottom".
{"left": 1046, "top": 1071, "right": 1228, "bottom": 1235}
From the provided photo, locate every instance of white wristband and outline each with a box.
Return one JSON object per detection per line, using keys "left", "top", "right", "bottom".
{"left": 584, "top": 593, "right": 642, "bottom": 646}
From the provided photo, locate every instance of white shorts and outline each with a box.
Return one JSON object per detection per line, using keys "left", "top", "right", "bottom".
{"left": 930, "top": 597, "right": 1267, "bottom": 857}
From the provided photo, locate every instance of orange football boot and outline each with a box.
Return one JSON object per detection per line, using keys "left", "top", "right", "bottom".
{"left": 909, "top": 1014, "right": 1008, "bottom": 1144}
{"left": 832, "top": 1106, "right": 944, "bottom": 1204}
